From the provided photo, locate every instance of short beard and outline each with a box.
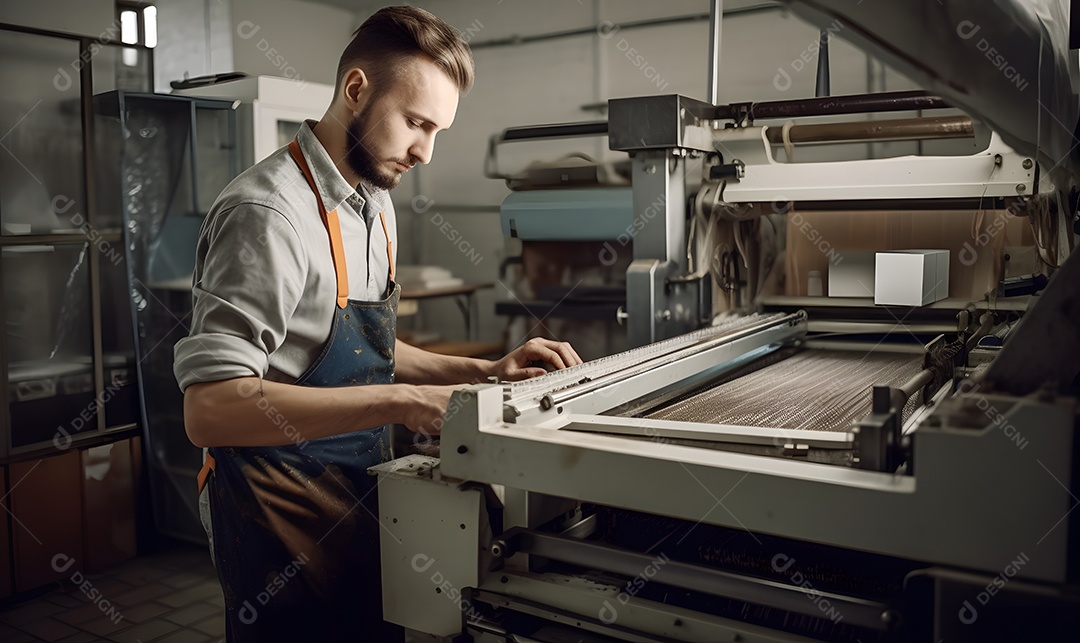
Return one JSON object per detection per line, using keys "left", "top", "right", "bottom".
{"left": 345, "top": 104, "right": 402, "bottom": 191}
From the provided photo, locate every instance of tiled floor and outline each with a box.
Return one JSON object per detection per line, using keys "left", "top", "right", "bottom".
{"left": 0, "top": 542, "right": 224, "bottom": 642}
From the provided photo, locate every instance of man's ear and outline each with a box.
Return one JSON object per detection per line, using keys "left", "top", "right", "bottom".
{"left": 341, "top": 67, "right": 370, "bottom": 114}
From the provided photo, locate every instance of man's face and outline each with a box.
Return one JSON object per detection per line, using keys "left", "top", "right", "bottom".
{"left": 344, "top": 56, "right": 459, "bottom": 190}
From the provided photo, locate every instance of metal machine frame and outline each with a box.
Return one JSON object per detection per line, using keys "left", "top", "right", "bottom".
{"left": 375, "top": 2, "right": 1078, "bottom": 640}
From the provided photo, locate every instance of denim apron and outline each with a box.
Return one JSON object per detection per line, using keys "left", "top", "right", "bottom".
{"left": 198, "top": 137, "right": 401, "bottom": 642}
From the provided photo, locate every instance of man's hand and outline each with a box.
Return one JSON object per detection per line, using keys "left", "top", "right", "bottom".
{"left": 395, "top": 341, "right": 582, "bottom": 437}
{"left": 400, "top": 385, "right": 458, "bottom": 436}
{"left": 492, "top": 338, "right": 583, "bottom": 381}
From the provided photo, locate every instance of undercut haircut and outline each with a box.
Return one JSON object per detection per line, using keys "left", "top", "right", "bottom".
{"left": 336, "top": 5, "right": 475, "bottom": 96}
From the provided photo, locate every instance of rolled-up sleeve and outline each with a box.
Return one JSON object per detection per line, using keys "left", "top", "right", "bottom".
{"left": 174, "top": 203, "right": 307, "bottom": 392}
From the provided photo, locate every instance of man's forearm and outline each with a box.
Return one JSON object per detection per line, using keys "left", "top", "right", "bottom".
{"left": 184, "top": 377, "right": 413, "bottom": 448}
{"left": 394, "top": 338, "right": 494, "bottom": 385}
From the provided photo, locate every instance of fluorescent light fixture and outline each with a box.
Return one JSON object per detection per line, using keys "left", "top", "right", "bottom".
{"left": 144, "top": 6, "right": 157, "bottom": 48}
{"left": 120, "top": 10, "right": 138, "bottom": 45}
{"left": 123, "top": 48, "right": 138, "bottom": 67}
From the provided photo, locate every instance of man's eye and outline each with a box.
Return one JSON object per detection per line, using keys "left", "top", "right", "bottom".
{"left": 407, "top": 118, "right": 422, "bottom": 128}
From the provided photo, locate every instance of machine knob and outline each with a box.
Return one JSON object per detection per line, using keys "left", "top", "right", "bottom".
{"left": 615, "top": 306, "right": 629, "bottom": 326}
{"left": 491, "top": 539, "right": 514, "bottom": 558}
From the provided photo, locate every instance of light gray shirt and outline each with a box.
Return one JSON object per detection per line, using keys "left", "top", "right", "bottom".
{"left": 173, "top": 121, "right": 397, "bottom": 392}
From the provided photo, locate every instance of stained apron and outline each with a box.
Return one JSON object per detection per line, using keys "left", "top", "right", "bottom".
{"left": 197, "top": 137, "right": 402, "bottom": 642}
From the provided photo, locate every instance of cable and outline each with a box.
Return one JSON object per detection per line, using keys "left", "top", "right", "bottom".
{"left": 781, "top": 120, "right": 796, "bottom": 163}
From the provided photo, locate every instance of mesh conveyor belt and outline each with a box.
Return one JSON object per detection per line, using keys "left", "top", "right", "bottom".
{"left": 644, "top": 349, "right": 925, "bottom": 431}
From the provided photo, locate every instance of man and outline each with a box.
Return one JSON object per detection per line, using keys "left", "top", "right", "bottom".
{"left": 174, "top": 6, "right": 581, "bottom": 641}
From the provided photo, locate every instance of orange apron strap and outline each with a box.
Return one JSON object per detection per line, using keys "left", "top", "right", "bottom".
{"left": 378, "top": 212, "right": 395, "bottom": 283}
{"left": 197, "top": 453, "right": 216, "bottom": 494}
{"left": 288, "top": 139, "right": 350, "bottom": 309}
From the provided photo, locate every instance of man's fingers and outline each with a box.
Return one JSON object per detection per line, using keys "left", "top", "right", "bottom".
{"left": 530, "top": 343, "right": 567, "bottom": 370}
{"left": 517, "top": 367, "right": 547, "bottom": 380}
{"left": 557, "top": 341, "right": 583, "bottom": 367}
{"left": 500, "top": 339, "right": 584, "bottom": 380}
{"left": 526, "top": 338, "right": 582, "bottom": 369}
{"left": 554, "top": 344, "right": 577, "bottom": 368}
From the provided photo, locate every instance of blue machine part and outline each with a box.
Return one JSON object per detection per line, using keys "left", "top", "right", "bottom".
{"left": 500, "top": 188, "right": 633, "bottom": 241}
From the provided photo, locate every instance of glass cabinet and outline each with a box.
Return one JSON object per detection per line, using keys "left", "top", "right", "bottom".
{"left": 95, "top": 91, "right": 239, "bottom": 543}
{"left": 0, "top": 24, "right": 150, "bottom": 461}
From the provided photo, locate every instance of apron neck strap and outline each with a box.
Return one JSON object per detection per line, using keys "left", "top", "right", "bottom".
{"left": 289, "top": 138, "right": 349, "bottom": 309}
{"left": 377, "top": 209, "right": 395, "bottom": 284}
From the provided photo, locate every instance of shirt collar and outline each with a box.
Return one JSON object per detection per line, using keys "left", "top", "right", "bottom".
{"left": 296, "top": 119, "right": 385, "bottom": 216}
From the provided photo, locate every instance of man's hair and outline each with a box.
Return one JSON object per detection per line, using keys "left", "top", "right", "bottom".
{"left": 336, "top": 5, "right": 475, "bottom": 97}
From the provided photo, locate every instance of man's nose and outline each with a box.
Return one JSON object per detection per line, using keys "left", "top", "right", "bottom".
{"left": 410, "top": 133, "right": 435, "bottom": 165}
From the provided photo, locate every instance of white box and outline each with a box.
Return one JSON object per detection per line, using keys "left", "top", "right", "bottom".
{"left": 874, "top": 250, "right": 950, "bottom": 306}
{"left": 829, "top": 251, "right": 876, "bottom": 297}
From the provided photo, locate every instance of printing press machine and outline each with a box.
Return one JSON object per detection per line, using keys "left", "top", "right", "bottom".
{"left": 373, "top": 2, "right": 1080, "bottom": 641}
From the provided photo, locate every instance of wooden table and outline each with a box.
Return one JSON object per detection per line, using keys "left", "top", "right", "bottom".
{"left": 400, "top": 282, "right": 494, "bottom": 343}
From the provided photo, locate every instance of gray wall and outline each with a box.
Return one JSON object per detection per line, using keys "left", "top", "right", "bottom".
{"left": 154, "top": 0, "right": 236, "bottom": 91}
{"left": 0, "top": 0, "right": 114, "bottom": 37}
{"left": 230, "top": 0, "right": 357, "bottom": 86}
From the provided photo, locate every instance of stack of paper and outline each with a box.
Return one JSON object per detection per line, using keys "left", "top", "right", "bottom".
{"left": 396, "top": 265, "right": 464, "bottom": 290}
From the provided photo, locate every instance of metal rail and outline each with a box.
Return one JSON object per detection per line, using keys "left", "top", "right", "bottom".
{"left": 538, "top": 312, "right": 805, "bottom": 410}
{"left": 717, "top": 90, "right": 951, "bottom": 122}
{"left": 763, "top": 115, "right": 973, "bottom": 146}
{"left": 506, "top": 313, "right": 792, "bottom": 400}
{"left": 497, "top": 528, "right": 897, "bottom": 631}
